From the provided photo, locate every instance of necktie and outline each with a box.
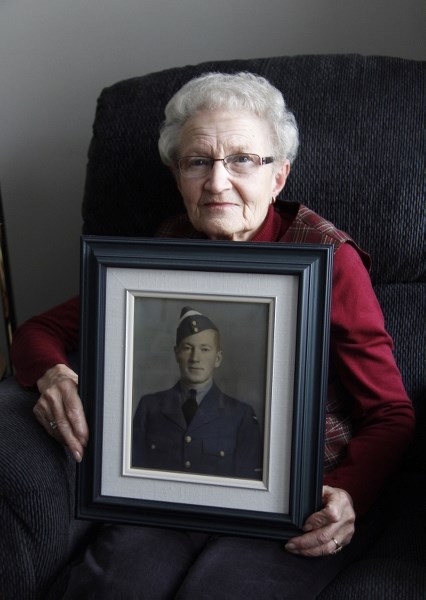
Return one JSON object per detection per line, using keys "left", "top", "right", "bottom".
{"left": 182, "top": 389, "right": 198, "bottom": 425}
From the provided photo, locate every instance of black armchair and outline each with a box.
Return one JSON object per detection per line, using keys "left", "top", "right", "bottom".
{"left": 1, "top": 54, "right": 424, "bottom": 599}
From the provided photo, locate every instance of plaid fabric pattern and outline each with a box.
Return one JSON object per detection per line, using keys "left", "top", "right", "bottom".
{"left": 323, "top": 383, "right": 354, "bottom": 472}
{"left": 157, "top": 203, "right": 361, "bottom": 470}
{"left": 283, "top": 205, "right": 352, "bottom": 245}
{"left": 281, "top": 205, "right": 371, "bottom": 270}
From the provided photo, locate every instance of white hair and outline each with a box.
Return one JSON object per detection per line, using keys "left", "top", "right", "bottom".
{"left": 158, "top": 72, "right": 299, "bottom": 167}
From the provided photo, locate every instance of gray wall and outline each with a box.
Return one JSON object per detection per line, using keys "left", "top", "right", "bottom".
{"left": 0, "top": 0, "right": 424, "bottom": 326}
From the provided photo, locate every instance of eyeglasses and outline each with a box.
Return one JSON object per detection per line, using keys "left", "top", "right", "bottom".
{"left": 176, "top": 153, "right": 274, "bottom": 178}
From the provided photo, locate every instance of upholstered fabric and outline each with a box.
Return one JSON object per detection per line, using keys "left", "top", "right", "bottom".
{"left": 0, "top": 376, "right": 92, "bottom": 599}
{"left": 1, "top": 54, "right": 424, "bottom": 599}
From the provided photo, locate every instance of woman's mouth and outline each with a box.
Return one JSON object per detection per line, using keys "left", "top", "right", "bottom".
{"left": 202, "top": 201, "right": 238, "bottom": 209}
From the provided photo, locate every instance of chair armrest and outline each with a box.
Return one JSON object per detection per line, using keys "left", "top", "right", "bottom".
{"left": 0, "top": 376, "right": 85, "bottom": 598}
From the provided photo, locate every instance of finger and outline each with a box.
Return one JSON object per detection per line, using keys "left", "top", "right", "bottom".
{"left": 329, "top": 536, "right": 344, "bottom": 555}
{"left": 285, "top": 526, "right": 329, "bottom": 556}
{"left": 44, "top": 415, "right": 63, "bottom": 440}
{"left": 286, "top": 518, "right": 356, "bottom": 556}
{"left": 285, "top": 532, "right": 337, "bottom": 557}
{"left": 50, "top": 411, "right": 85, "bottom": 462}
{"left": 62, "top": 384, "right": 89, "bottom": 447}
{"left": 304, "top": 488, "right": 353, "bottom": 533}
{"left": 34, "top": 365, "right": 88, "bottom": 461}
{"left": 34, "top": 386, "right": 87, "bottom": 462}
{"left": 33, "top": 399, "right": 60, "bottom": 437}
{"left": 34, "top": 401, "right": 84, "bottom": 462}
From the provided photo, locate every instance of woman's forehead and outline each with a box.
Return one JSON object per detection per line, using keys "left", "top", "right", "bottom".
{"left": 179, "top": 109, "right": 271, "bottom": 152}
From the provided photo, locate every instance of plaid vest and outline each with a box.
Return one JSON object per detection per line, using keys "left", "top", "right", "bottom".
{"left": 276, "top": 204, "right": 369, "bottom": 472}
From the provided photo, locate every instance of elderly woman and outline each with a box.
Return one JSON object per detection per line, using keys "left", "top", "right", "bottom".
{"left": 12, "top": 72, "right": 414, "bottom": 599}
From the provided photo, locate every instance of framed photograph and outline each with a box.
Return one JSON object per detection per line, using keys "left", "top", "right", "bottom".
{"left": 77, "top": 236, "right": 333, "bottom": 540}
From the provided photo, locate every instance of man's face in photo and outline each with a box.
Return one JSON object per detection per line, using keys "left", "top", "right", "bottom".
{"left": 174, "top": 329, "right": 223, "bottom": 386}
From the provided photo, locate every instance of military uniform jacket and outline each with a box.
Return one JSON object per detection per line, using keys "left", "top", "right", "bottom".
{"left": 132, "top": 381, "right": 262, "bottom": 479}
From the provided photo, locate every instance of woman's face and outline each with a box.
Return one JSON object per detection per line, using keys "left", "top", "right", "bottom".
{"left": 175, "top": 109, "right": 290, "bottom": 241}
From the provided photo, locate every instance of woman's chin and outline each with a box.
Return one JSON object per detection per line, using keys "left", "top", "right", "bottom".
{"left": 195, "top": 218, "right": 240, "bottom": 241}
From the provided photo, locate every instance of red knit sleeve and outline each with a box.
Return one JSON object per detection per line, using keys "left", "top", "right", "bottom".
{"left": 11, "top": 296, "right": 80, "bottom": 387}
{"left": 324, "top": 244, "right": 415, "bottom": 515}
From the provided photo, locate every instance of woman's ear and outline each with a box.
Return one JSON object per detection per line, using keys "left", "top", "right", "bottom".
{"left": 272, "top": 160, "right": 291, "bottom": 196}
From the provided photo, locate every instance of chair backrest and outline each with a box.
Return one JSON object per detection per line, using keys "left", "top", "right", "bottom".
{"left": 82, "top": 54, "right": 425, "bottom": 420}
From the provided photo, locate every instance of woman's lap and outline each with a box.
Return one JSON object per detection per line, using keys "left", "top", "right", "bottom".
{"left": 63, "top": 525, "right": 209, "bottom": 600}
{"left": 63, "top": 510, "right": 383, "bottom": 600}
{"left": 177, "top": 531, "right": 367, "bottom": 599}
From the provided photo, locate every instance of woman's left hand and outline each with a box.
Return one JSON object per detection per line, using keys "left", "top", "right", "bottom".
{"left": 284, "top": 485, "right": 355, "bottom": 557}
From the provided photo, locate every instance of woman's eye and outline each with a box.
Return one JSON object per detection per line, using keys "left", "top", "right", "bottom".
{"left": 231, "top": 154, "right": 254, "bottom": 164}
{"left": 189, "top": 158, "right": 209, "bottom": 167}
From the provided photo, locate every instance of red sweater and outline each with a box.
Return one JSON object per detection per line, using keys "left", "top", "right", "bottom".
{"left": 11, "top": 204, "right": 415, "bottom": 516}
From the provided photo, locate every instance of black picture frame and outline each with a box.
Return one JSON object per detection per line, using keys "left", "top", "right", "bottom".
{"left": 77, "top": 236, "right": 333, "bottom": 541}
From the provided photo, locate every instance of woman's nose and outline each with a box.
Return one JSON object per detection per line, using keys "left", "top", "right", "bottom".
{"left": 204, "top": 161, "right": 232, "bottom": 192}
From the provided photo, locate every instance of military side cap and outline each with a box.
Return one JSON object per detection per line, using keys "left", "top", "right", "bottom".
{"left": 176, "top": 306, "right": 218, "bottom": 345}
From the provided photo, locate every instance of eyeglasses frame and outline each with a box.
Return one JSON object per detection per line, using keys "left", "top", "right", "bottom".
{"left": 175, "top": 154, "right": 274, "bottom": 178}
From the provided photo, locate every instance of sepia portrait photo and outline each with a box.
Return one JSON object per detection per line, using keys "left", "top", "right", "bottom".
{"left": 129, "top": 296, "right": 273, "bottom": 481}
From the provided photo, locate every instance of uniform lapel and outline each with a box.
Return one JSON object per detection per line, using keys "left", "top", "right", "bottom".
{"left": 159, "top": 384, "right": 187, "bottom": 428}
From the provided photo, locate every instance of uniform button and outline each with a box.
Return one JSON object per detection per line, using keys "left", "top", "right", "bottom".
{"left": 219, "top": 450, "right": 225, "bottom": 457}
{"left": 150, "top": 444, "right": 156, "bottom": 450}
{"left": 185, "top": 461, "right": 191, "bottom": 468}
{"left": 185, "top": 436, "right": 192, "bottom": 443}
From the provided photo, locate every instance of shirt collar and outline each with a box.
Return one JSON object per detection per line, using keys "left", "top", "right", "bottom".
{"left": 180, "top": 379, "right": 213, "bottom": 405}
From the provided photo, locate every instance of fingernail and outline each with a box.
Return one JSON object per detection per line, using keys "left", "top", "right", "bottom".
{"left": 74, "top": 450, "right": 82, "bottom": 462}
{"left": 285, "top": 542, "right": 296, "bottom": 551}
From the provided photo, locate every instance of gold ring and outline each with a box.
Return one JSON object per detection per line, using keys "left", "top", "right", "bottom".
{"left": 331, "top": 537, "right": 343, "bottom": 554}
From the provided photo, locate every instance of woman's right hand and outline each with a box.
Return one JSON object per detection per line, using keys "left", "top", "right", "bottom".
{"left": 34, "top": 364, "right": 89, "bottom": 462}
